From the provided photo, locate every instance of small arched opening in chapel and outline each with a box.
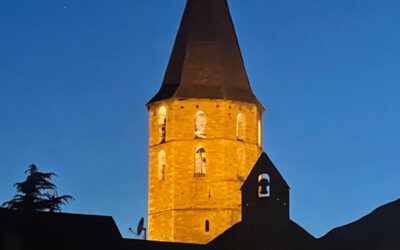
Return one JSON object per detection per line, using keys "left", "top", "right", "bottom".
{"left": 158, "top": 106, "right": 167, "bottom": 143}
{"left": 195, "top": 111, "right": 206, "bottom": 138}
{"left": 194, "top": 146, "right": 206, "bottom": 177}
{"left": 258, "top": 173, "right": 270, "bottom": 198}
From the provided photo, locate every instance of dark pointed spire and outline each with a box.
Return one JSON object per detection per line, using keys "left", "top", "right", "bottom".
{"left": 148, "top": 0, "right": 262, "bottom": 107}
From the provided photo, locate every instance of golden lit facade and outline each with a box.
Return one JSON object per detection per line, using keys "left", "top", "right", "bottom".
{"left": 148, "top": 98, "right": 263, "bottom": 243}
{"left": 146, "top": 0, "right": 264, "bottom": 244}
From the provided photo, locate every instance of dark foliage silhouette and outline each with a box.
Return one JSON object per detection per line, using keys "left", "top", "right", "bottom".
{"left": 1, "top": 164, "right": 74, "bottom": 212}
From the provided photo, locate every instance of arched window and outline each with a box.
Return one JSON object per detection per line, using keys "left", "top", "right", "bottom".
{"left": 205, "top": 220, "right": 210, "bottom": 232}
{"left": 236, "top": 113, "right": 246, "bottom": 140}
{"left": 158, "top": 150, "right": 166, "bottom": 181}
{"left": 194, "top": 146, "right": 206, "bottom": 177}
{"left": 158, "top": 106, "right": 167, "bottom": 143}
{"left": 258, "top": 173, "right": 270, "bottom": 198}
{"left": 258, "top": 120, "right": 262, "bottom": 147}
{"left": 195, "top": 111, "right": 206, "bottom": 138}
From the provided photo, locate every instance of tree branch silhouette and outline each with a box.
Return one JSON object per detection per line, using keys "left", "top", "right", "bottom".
{"left": 2, "top": 164, "right": 74, "bottom": 212}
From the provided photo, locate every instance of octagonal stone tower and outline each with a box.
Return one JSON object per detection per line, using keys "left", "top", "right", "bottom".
{"left": 147, "top": 0, "right": 264, "bottom": 244}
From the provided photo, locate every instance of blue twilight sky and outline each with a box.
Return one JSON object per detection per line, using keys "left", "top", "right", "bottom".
{"left": 1, "top": 0, "right": 400, "bottom": 238}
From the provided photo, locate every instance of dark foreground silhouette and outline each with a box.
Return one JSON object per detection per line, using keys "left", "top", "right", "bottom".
{"left": 1, "top": 153, "right": 399, "bottom": 250}
{"left": 2, "top": 164, "right": 73, "bottom": 212}
{"left": 318, "top": 199, "right": 400, "bottom": 250}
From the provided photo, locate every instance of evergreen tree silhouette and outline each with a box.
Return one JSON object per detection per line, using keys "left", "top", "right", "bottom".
{"left": 2, "top": 164, "right": 74, "bottom": 212}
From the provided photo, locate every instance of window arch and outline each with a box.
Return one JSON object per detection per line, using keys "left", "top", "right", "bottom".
{"left": 205, "top": 220, "right": 210, "bottom": 232}
{"left": 158, "top": 106, "right": 167, "bottom": 143}
{"left": 158, "top": 150, "right": 166, "bottom": 181}
{"left": 236, "top": 113, "right": 246, "bottom": 140}
{"left": 195, "top": 111, "right": 206, "bottom": 138}
{"left": 194, "top": 146, "right": 206, "bottom": 177}
{"left": 258, "top": 173, "right": 270, "bottom": 198}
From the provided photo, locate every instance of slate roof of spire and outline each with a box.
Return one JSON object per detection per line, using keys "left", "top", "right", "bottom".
{"left": 148, "top": 0, "right": 262, "bottom": 107}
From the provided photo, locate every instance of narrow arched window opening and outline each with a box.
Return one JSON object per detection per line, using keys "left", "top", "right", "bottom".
{"left": 194, "top": 147, "right": 206, "bottom": 177}
{"left": 195, "top": 111, "right": 206, "bottom": 138}
{"left": 205, "top": 220, "right": 210, "bottom": 232}
{"left": 158, "top": 150, "right": 166, "bottom": 181}
{"left": 158, "top": 106, "right": 167, "bottom": 143}
{"left": 258, "top": 173, "right": 270, "bottom": 198}
{"left": 236, "top": 113, "right": 246, "bottom": 141}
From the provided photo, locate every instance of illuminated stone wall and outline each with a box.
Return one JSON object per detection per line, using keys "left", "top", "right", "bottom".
{"left": 148, "top": 98, "right": 263, "bottom": 244}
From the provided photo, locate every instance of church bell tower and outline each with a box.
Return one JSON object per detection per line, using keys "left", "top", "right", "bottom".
{"left": 147, "top": 0, "right": 264, "bottom": 244}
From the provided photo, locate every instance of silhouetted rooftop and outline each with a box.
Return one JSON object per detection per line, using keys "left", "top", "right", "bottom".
{"left": 0, "top": 208, "right": 203, "bottom": 250}
{"left": 209, "top": 220, "right": 316, "bottom": 250}
{"left": 0, "top": 208, "right": 121, "bottom": 250}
